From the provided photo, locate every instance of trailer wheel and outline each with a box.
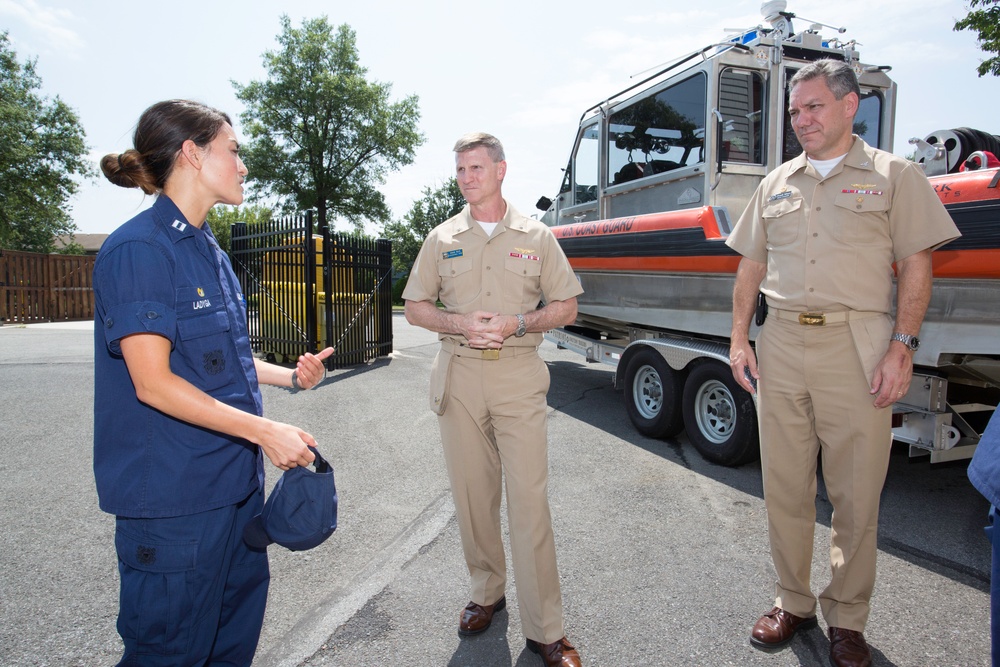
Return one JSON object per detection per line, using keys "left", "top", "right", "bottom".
{"left": 623, "top": 348, "right": 684, "bottom": 438}
{"left": 682, "top": 361, "right": 759, "bottom": 466}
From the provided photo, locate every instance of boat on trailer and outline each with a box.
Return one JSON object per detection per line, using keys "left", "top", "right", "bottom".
{"left": 537, "top": 2, "right": 1000, "bottom": 464}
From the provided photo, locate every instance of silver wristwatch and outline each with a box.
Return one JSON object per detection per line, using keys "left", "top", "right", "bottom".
{"left": 514, "top": 313, "right": 527, "bottom": 337}
{"left": 891, "top": 332, "right": 920, "bottom": 351}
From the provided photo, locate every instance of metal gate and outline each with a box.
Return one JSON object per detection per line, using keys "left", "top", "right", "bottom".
{"left": 230, "top": 211, "right": 393, "bottom": 369}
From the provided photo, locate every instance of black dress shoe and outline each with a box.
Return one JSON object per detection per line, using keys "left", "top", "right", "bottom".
{"left": 750, "top": 606, "right": 818, "bottom": 649}
{"left": 458, "top": 595, "right": 506, "bottom": 636}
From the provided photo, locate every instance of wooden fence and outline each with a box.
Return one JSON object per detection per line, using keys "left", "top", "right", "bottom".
{"left": 0, "top": 249, "right": 96, "bottom": 323}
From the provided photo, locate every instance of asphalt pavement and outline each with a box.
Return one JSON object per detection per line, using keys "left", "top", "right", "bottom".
{"left": 0, "top": 315, "right": 991, "bottom": 666}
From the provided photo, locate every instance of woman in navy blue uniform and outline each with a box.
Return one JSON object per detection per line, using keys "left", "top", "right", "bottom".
{"left": 94, "top": 99, "right": 332, "bottom": 666}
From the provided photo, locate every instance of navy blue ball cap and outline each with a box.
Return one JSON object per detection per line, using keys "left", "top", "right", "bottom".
{"left": 244, "top": 446, "right": 338, "bottom": 551}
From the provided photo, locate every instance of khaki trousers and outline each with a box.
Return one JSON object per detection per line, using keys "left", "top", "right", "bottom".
{"left": 756, "top": 316, "right": 893, "bottom": 631}
{"left": 437, "top": 349, "right": 565, "bottom": 644}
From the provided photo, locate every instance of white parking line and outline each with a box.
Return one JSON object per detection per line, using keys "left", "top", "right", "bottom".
{"left": 255, "top": 490, "right": 455, "bottom": 667}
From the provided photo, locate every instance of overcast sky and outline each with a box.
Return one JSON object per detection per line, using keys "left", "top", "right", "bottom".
{"left": 1, "top": 0, "right": 995, "bottom": 236}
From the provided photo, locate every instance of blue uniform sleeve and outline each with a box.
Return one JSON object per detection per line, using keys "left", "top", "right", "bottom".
{"left": 94, "top": 240, "right": 178, "bottom": 356}
{"left": 969, "top": 410, "right": 1000, "bottom": 507}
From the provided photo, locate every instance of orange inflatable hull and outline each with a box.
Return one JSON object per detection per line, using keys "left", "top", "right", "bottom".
{"left": 553, "top": 168, "right": 1000, "bottom": 280}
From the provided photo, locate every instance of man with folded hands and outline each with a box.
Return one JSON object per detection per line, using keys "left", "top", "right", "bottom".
{"left": 403, "top": 132, "right": 583, "bottom": 666}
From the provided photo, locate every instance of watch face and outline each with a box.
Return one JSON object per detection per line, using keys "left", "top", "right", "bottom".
{"left": 893, "top": 333, "right": 919, "bottom": 351}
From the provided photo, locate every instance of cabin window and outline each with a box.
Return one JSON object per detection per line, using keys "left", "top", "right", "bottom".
{"left": 571, "top": 122, "right": 600, "bottom": 203}
{"left": 853, "top": 91, "right": 883, "bottom": 148}
{"left": 719, "top": 68, "right": 764, "bottom": 164}
{"left": 607, "top": 74, "right": 707, "bottom": 186}
{"left": 782, "top": 70, "right": 885, "bottom": 162}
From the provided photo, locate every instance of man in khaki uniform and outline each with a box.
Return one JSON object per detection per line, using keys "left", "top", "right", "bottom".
{"left": 403, "top": 132, "right": 583, "bottom": 667}
{"left": 727, "top": 60, "right": 959, "bottom": 667}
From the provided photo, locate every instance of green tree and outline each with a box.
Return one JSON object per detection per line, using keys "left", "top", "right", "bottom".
{"left": 955, "top": 0, "right": 1000, "bottom": 77}
{"left": 0, "top": 32, "right": 94, "bottom": 252}
{"left": 382, "top": 177, "right": 465, "bottom": 276}
{"left": 55, "top": 238, "right": 86, "bottom": 255}
{"left": 234, "top": 16, "right": 423, "bottom": 235}
{"left": 206, "top": 203, "right": 273, "bottom": 254}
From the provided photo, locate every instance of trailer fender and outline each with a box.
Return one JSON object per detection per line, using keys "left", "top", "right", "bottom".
{"left": 615, "top": 337, "right": 731, "bottom": 392}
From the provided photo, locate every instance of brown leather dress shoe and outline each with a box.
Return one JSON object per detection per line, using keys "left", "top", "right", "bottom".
{"left": 525, "top": 636, "right": 582, "bottom": 667}
{"left": 829, "top": 627, "right": 872, "bottom": 667}
{"left": 749, "top": 606, "right": 818, "bottom": 649}
{"left": 458, "top": 595, "right": 506, "bottom": 636}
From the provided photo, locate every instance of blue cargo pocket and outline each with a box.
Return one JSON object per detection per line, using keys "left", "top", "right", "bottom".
{"left": 115, "top": 526, "right": 198, "bottom": 657}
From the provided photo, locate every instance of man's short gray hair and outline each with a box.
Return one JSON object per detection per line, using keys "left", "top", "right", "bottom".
{"left": 789, "top": 59, "right": 861, "bottom": 101}
{"left": 453, "top": 132, "right": 505, "bottom": 163}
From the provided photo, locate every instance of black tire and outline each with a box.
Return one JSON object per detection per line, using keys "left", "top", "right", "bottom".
{"left": 681, "top": 360, "right": 759, "bottom": 466}
{"left": 623, "top": 347, "right": 684, "bottom": 438}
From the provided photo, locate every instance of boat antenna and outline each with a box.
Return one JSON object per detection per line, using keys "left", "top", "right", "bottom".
{"left": 760, "top": 1, "right": 847, "bottom": 38}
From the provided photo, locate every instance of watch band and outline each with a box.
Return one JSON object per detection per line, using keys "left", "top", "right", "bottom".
{"left": 891, "top": 332, "right": 919, "bottom": 351}
{"left": 515, "top": 313, "right": 527, "bottom": 337}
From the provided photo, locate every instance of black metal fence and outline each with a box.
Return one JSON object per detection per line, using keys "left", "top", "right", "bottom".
{"left": 230, "top": 211, "right": 393, "bottom": 369}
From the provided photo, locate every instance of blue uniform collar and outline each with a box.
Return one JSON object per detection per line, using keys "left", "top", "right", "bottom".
{"left": 150, "top": 195, "right": 202, "bottom": 244}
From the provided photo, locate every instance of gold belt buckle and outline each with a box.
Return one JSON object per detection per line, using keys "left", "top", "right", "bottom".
{"left": 481, "top": 349, "right": 500, "bottom": 360}
{"left": 798, "top": 312, "right": 826, "bottom": 326}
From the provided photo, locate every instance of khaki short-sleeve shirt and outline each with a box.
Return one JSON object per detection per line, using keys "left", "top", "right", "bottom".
{"left": 402, "top": 200, "right": 584, "bottom": 347}
{"left": 726, "top": 137, "right": 960, "bottom": 313}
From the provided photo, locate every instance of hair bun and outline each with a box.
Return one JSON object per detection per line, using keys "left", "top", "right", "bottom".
{"left": 101, "top": 149, "right": 157, "bottom": 194}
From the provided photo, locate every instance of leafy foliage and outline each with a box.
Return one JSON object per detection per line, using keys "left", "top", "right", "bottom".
{"left": 233, "top": 16, "right": 424, "bottom": 235}
{"left": 206, "top": 204, "right": 273, "bottom": 254}
{"left": 0, "top": 32, "right": 94, "bottom": 252}
{"left": 55, "top": 239, "right": 86, "bottom": 255}
{"left": 955, "top": 0, "right": 1000, "bottom": 77}
{"left": 381, "top": 177, "right": 465, "bottom": 277}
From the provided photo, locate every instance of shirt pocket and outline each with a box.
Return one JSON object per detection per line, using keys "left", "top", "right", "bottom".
{"left": 437, "top": 257, "right": 477, "bottom": 306}
{"left": 832, "top": 192, "right": 890, "bottom": 245}
{"left": 762, "top": 197, "right": 803, "bottom": 248}
{"left": 175, "top": 286, "right": 233, "bottom": 392}
{"left": 503, "top": 256, "right": 543, "bottom": 309}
